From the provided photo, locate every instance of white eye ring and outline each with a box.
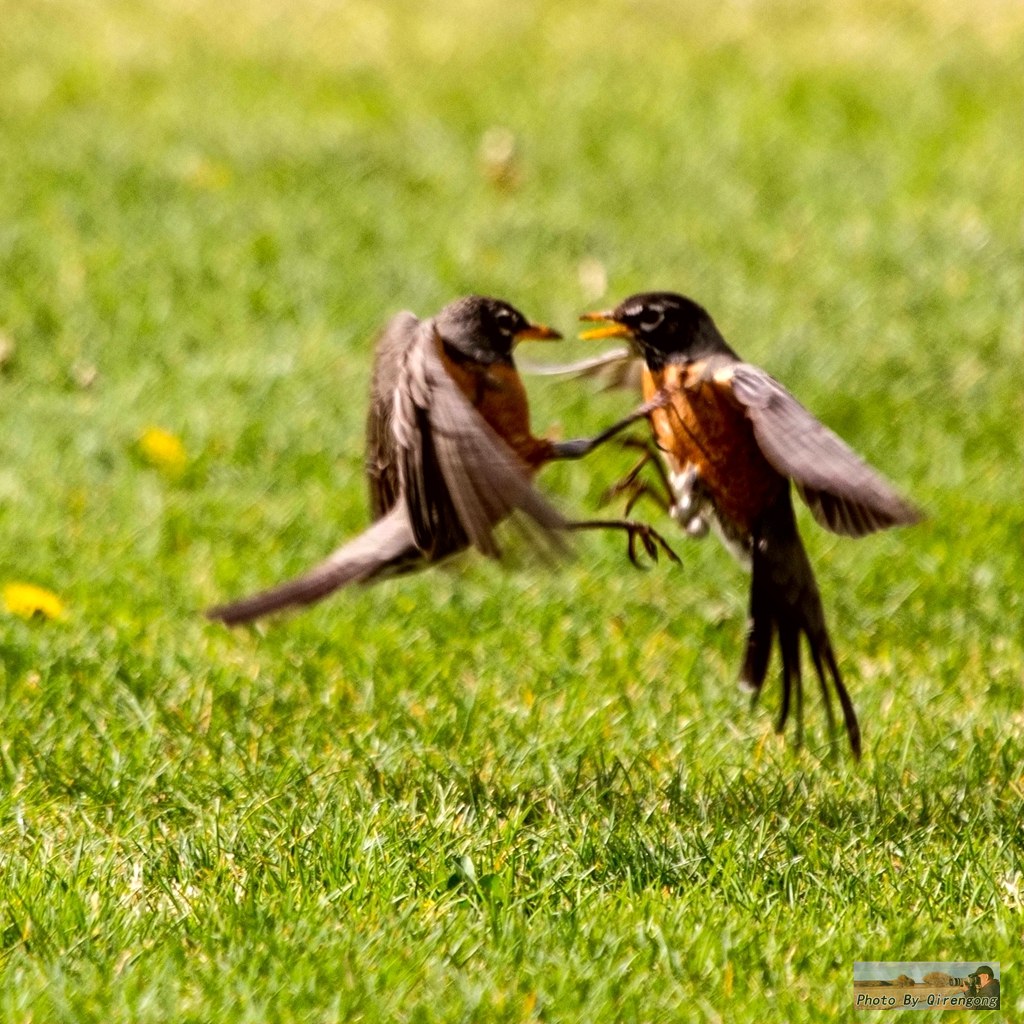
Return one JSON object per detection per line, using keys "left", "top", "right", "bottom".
{"left": 493, "top": 308, "right": 518, "bottom": 333}
{"left": 638, "top": 309, "right": 664, "bottom": 332}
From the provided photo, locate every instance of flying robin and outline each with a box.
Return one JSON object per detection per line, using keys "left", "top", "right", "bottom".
{"left": 207, "top": 295, "right": 675, "bottom": 625}
{"left": 576, "top": 291, "right": 923, "bottom": 757}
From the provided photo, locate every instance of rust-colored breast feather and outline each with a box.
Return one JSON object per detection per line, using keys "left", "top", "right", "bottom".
{"left": 438, "top": 348, "right": 552, "bottom": 473}
{"left": 644, "top": 361, "right": 783, "bottom": 532}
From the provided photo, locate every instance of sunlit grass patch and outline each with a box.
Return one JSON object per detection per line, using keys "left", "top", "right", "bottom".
{"left": 0, "top": 0, "right": 1020, "bottom": 1021}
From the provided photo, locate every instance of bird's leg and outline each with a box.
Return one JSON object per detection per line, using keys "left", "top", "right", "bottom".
{"left": 623, "top": 482, "right": 671, "bottom": 518}
{"left": 546, "top": 392, "right": 683, "bottom": 568}
{"left": 622, "top": 437, "right": 675, "bottom": 498}
{"left": 546, "top": 391, "right": 671, "bottom": 461}
{"left": 601, "top": 456, "right": 658, "bottom": 516}
{"left": 600, "top": 438, "right": 676, "bottom": 515}
{"left": 567, "top": 519, "right": 681, "bottom": 569}
{"left": 604, "top": 470, "right": 672, "bottom": 520}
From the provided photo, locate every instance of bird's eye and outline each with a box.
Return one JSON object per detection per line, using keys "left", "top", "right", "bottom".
{"left": 637, "top": 308, "right": 664, "bottom": 332}
{"left": 493, "top": 307, "right": 517, "bottom": 332}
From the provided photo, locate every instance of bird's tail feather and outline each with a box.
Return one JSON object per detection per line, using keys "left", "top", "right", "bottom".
{"left": 739, "top": 493, "right": 862, "bottom": 759}
{"left": 206, "top": 507, "right": 419, "bottom": 625}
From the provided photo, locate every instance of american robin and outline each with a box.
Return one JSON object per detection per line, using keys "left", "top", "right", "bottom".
{"left": 207, "top": 295, "right": 676, "bottom": 625}
{"left": 576, "top": 291, "right": 923, "bottom": 757}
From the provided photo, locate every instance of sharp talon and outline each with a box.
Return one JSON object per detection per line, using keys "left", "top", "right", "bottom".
{"left": 628, "top": 539, "right": 639, "bottom": 568}
{"left": 652, "top": 530, "right": 680, "bottom": 565}
{"left": 627, "top": 530, "right": 650, "bottom": 570}
{"left": 658, "top": 531, "right": 677, "bottom": 563}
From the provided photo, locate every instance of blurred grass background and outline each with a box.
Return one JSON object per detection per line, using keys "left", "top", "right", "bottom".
{"left": 1, "top": 0, "right": 1022, "bottom": 1021}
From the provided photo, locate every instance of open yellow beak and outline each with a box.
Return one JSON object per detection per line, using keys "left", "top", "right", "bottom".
{"left": 578, "top": 311, "right": 633, "bottom": 341}
{"left": 515, "top": 323, "right": 562, "bottom": 342}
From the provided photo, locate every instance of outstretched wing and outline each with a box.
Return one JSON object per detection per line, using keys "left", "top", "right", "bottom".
{"left": 723, "top": 362, "right": 922, "bottom": 537}
{"left": 519, "top": 346, "right": 643, "bottom": 393}
{"left": 206, "top": 506, "right": 419, "bottom": 624}
{"left": 395, "top": 321, "right": 567, "bottom": 559}
{"left": 365, "top": 311, "right": 419, "bottom": 520}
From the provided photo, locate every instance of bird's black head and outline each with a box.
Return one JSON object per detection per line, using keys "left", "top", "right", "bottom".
{"left": 435, "top": 295, "right": 561, "bottom": 364}
{"left": 580, "top": 291, "right": 732, "bottom": 368}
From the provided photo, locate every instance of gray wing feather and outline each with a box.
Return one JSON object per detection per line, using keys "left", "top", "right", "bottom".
{"left": 397, "top": 322, "right": 567, "bottom": 558}
{"left": 728, "top": 363, "right": 922, "bottom": 537}
{"left": 206, "top": 507, "right": 419, "bottom": 624}
{"left": 392, "top": 323, "right": 467, "bottom": 555}
{"left": 427, "top": 372, "right": 567, "bottom": 557}
{"left": 366, "top": 311, "right": 419, "bottom": 520}
{"left": 519, "top": 347, "right": 643, "bottom": 392}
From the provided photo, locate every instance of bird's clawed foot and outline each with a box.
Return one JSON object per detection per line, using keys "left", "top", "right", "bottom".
{"left": 623, "top": 519, "right": 681, "bottom": 568}
{"left": 600, "top": 438, "right": 675, "bottom": 516}
{"left": 568, "top": 518, "right": 681, "bottom": 569}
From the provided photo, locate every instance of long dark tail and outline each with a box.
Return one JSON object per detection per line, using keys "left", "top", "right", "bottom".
{"left": 739, "top": 491, "right": 862, "bottom": 758}
{"left": 206, "top": 506, "right": 421, "bottom": 625}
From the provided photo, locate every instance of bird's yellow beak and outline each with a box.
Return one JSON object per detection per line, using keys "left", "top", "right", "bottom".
{"left": 578, "top": 311, "right": 632, "bottom": 341}
{"left": 515, "top": 323, "right": 562, "bottom": 342}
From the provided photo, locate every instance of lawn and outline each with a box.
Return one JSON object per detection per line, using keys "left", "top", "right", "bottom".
{"left": 1, "top": 0, "right": 1021, "bottom": 1020}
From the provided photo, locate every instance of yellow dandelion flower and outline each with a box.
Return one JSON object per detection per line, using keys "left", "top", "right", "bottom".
{"left": 139, "top": 427, "right": 187, "bottom": 475}
{"left": 3, "top": 582, "right": 65, "bottom": 620}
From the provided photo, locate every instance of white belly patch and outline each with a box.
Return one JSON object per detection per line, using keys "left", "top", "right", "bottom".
{"left": 666, "top": 461, "right": 752, "bottom": 568}
{"left": 667, "top": 464, "right": 711, "bottom": 538}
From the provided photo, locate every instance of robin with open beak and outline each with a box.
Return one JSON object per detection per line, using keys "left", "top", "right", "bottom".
{"left": 576, "top": 291, "right": 923, "bottom": 757}
{"left": 207, "top": 295, "right": 676, "bottom": 625}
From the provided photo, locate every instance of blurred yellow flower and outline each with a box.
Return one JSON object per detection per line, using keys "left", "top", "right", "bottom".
{"left": 139, "top": 427, "right": 187, "bottom": 475}
{"left": 478, "top": 126, "right": 521, "bottom": 189}
{"left": 180, "top": 155, "right": 233, "bottom": 191}
{"left": 3, "top": 582, "right": 65, "bottom": 620}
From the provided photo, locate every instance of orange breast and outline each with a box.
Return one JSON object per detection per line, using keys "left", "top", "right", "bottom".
{"left": 439, "top": 347, "right": 551, "bottom": 473}
{"left": 643, "top": 362, "right": 783, "bottom": 531}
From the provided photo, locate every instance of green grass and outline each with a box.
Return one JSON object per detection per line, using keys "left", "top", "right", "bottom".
{"left": 1, "top": 0, "right": 1022, "bottom": 1020}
